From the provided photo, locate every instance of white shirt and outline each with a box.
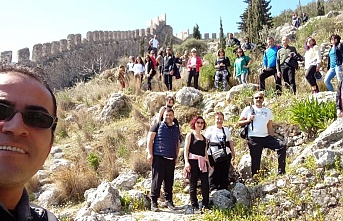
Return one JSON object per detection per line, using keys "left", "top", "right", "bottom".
{"left": 133, "top": 63, "right": 145, "bottom": 75}
{"left": 204, "top": 126, "right": 232, "bottom": 155}
{"left": 240, "top": 105, "right": 273, "bottom": 137}
{"left": 304, "top": 45, "right": 321, "bottom": 69}
{"left": 190, "top": 57, "right": 197, "bottom": 67}
{"left": 150, "top": 38, "right": 159, "bottom": 48}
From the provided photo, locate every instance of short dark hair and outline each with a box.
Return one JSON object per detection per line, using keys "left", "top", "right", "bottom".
{"left": 165, "top": 107, "right": 174, "bottom": 114}
{"left": 189, "top": 116, "right": 206, "bottom": 130}
{"left": 0, "top": 64, "right": 58, "bottom": 142}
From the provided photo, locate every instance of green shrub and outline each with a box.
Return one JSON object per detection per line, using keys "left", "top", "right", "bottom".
{"left": 288, "top": 97, "right": 336, "bottom": 138}
{"left": 87, "top": 152, "right": 100, "bottom": 170}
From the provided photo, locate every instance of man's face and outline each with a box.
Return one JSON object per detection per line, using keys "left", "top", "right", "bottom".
{"left": 0, "top": 72, "right": 54, "bottom": 188}
{"left": 267, "top": 38, "right": 275, "bottom": 47}
{"left": 163, "top": 111, "right": 174, "bottom": 124}
{"left": 166, "top": 48, "right": 172, "bottom": 55}
{"left": 253, "top": 94, "right": 264, "bottom": 105}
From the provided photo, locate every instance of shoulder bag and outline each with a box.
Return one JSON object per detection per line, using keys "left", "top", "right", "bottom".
{"left": 240, "top": 106, "right": 254, "bottom": 139}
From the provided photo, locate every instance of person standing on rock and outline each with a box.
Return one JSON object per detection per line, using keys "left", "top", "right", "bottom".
{"left": 162, "top": 47, "right": 179, "bottom": 91}
{"left": 184, "top": 116, "right": 210, "bottom": 211}
{"left": 186, "top": 48, "right": 202, "bottom": 89}
{"left": 204, "top": 112, "right": 235, "bottom": 193}
{"left": 0, "top": 64, "right": 58, "bottom": 220}
{"left": 259, "top": 37, "right": 282, "bottom": 95}
{"left": 276, "top": 36, "right": 301, "bottom": 94}
{"left": 238, "top": 91, "right": 286, "bottom": 177}
{"left": 147, "top": 108, "right": 180, "bottom": 212}
{"left": 304, "top": 37, "right": 322, "bottom": 93}
{"left": 149, "top": 35, "right": 159, "bottom": 58}
{"left": 324, "top": 34, "right": 343, "bottom": 92}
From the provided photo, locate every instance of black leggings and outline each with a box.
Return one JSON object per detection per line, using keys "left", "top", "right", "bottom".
{"left": 305, "top": 65, "right": 318, "bottom": 90}
{"left": 189, "top": 159, "right": 209, "bottom": 208}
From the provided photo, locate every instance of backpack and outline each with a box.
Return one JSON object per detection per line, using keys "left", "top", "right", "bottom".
{"left": 30, "top": 206, "right": 49, "bottom": 221}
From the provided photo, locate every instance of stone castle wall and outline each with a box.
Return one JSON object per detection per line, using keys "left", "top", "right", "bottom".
{"left": 1, "top": 13, "right": 219, "bottom": 90}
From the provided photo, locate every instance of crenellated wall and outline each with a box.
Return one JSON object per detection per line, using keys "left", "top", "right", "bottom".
{"left": 0, "top": 13, "right": 219, "bottom": 90}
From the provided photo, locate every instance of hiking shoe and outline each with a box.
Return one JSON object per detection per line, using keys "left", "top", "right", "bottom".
{"left": 151, "top": 203, "right": 159, "bottom": 212}
{"left": 166, "top": 201, "right": 176, "bottom": 210}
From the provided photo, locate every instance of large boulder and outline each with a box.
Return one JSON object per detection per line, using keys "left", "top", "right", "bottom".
{"left": 175, "top": 87, "right": 203, "bottom": 106}
{"left": 98, "top": 93, "right": 129, "bottom": 122}
{"left": 231, "top": 182, "right": 252, "bottom": 207}
{"left": 212, "top": 189, "right": 235, "bottom": 209}
{"left": 292, "top": 118, "right": 343, "bottom": 166}
{"left": 225, "top": 83, "right": 259, "bottom": 103}
{"left": 111, "top": 171, "right": 139, "bottom": 190}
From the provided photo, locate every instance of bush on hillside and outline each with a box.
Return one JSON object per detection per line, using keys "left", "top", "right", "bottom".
{"left": 173, "top": 38, "right": 208, "bottom": 55}
{"left": 288, "top": 97, "right": 336, "bottom": 138}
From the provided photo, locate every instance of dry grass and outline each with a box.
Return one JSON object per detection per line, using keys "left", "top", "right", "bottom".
{"left": 131, "top": 150, "right": 151, "bottom": 177}
{"left": 53, "top": 162, "right": 100, "bottom": 203}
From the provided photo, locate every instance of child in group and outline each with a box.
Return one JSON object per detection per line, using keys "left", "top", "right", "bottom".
{"left": 234, "top": 49, "right": 252, "bottom": 84}
{"left": 133, "top": 56, "right": 145, "bottom": 85}
{"left": 115, "top": 65, "right": 126, "bottom": 91}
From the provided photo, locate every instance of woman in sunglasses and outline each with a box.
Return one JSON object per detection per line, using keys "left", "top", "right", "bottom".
{"left": 184, "top": 116, "right": 209, "bottom": 211}
{"left": 234, "top": 49, "right": 252, "bottom": 85}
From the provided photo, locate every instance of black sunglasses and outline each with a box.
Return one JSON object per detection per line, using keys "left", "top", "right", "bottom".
{"left": 254, "top": 96, "right": 264, "bottom": 100}
{"left": 0, "top": 103, "right": 57, "bottom": 129}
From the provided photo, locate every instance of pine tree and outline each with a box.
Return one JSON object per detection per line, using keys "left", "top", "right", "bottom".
{"left": 193, "top": 24, "right": 201, "bottom": 40}
{"left": 239, "top": 0, "right": 273, "bottom": 44}
{"left": 317, "top": 0, "right": 325, "bottom": 16}
{"left": 218, "top": 17, "right": 226, "bottom": 50}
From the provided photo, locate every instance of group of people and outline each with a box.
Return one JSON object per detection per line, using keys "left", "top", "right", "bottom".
{"left": 292, "top": 12, "right": 308, "bottom": 28}
{"left": 259, "top": 34, "right": 342, "bottom": 95}
{"left": 147, "top": 92, "right": 286, "bottom": 212}
{"left": 122, "top": 46, "right": 202, "bottom": 92}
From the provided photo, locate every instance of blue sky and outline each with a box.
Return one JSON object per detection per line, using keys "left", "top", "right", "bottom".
{"left": 0, "top": 0, "right": 314, "bottom": 59}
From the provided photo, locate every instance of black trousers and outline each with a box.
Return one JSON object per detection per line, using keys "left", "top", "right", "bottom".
{"left": 189, "top": 159, "right": 209, "bottom": 208}
{"left": 208, "top": 154, "right": 231, "bottom": 191}
{"left": 147, "top": 70, "right": 155, "bottom": 90}
{"left": 259, "top": 68, "right": 281, "bottom": 93}
{"left": 151, "top": 155, "right": 175, "bottom": 204}
{"left": 187, "top": 68, "right": 199, "bottom": 89}
{"left": 305, "top": 65, "right": 318, "bottom": 90}
{"left": 247, "top": 136, "right": 286, "bottom": 176}
{"left": 163, "top": 72, "right": 173, "bottom": 91}
{"left": 280, "top": 64, "right": 296, "bottom": 94}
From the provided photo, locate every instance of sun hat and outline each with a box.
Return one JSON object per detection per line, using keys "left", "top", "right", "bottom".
{"left": 191, "top": 48, "right": 197, "bottom": 52}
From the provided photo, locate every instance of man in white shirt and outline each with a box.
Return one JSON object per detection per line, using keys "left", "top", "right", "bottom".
{"left": 238, "top": 91, "right": 286, "bottom": 177}
{"left": 149, "top": 35, "right": 159, "bottom": 58}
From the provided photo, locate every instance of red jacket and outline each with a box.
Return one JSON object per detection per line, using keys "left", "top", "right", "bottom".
{"left": 187, "top": 56, "right": 202, "bottom": 72}
{"left": 150, "top": 55, "right": 157, "bottom": 69}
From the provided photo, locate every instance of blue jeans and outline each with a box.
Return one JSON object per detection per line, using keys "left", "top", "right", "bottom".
{"left": 324, "top": 65, "right": 343, "bottom": 91}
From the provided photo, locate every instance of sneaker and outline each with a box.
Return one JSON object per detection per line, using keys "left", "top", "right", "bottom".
{"left": 166, "top": 201, "right": 176, "bottom": 210}
{"left": 151, "top": 203, "right": 159, "bottom": 212}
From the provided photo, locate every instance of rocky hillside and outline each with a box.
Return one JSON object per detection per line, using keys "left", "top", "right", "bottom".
{"left": 27, "top": 11, "right": 343, "bottom": 221}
